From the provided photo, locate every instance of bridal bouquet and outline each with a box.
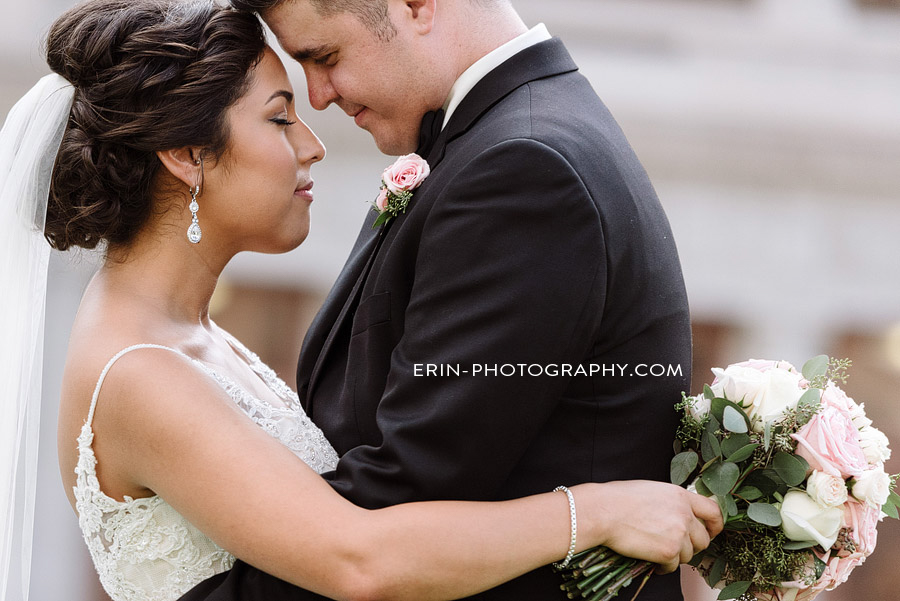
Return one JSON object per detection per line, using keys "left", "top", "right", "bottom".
{"left": 558, "top": 356, "right": 898, "bottom": 601}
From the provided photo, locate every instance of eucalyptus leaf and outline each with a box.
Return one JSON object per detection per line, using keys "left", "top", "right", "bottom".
{"left": 695, "top": 478, "right": 713, "bottom": 497}
{"left": 721, "top": 433, "right": 751, "bottom": 458}
{"left": 735, "top": 485, "right": 763, "bottom": 501}
{"left": 744, "top": 470, "right": 779, "bottom": 496}
{"left": 797, "top": 388, "right": 822, "bottom": 411}
{"left": 723, "top": 494, "right": 738, "bottom": 517}
{"left": 723, "top": 405, "right": 748, "bottom": 433}
{"left": 703, "top": 384, "right": 716, "bottom": 400}
{"left": 688, "top": 551, "right": 705, "bottom": 568}
{"left": 702, "top": 461, "right": 740, "bottom": 497}
{"left": 883, "top": 500, "right": 899, "bottom": 520}
{"left": 764, "top": 420, "right": 773, "bottom": 451}
{"left": 710, "top": 398, "right": 751, "bottom": 431}
{"left": 747, "top": 502, "right": 782, "bottom": 527}
{"left": 783, "top": 541, "right": 818, "bottom": 551}
{"left": 707, "top": 556, "right": 726, "bottom": 588}
{"left": 724, "top": 518, "right": 752, "bottom": 530}
{"left": 725, "top": 443, "right": 759, "bottom": 464}
{"left": 671, "top": 451, "right": 699, "bottom": 486}
{"left": 774, "top": 452, "right": 808, "bottom": 487}
{"left": 888, "top": 489, "right": 900, "bottom": 507}
{"left": 802, "top": 355, "right": 829, "bottom": 381}
{"left": 700, "top": 456, "right": 720, "bottom": 473}
{"left": 701, "top": 417, "right": 722, "bottom": 462}
{"left": 718, "top": 581, "right": 751, "bottom": 600}
{"left": 814, "top": 554, "right": 827, "bottom": 580}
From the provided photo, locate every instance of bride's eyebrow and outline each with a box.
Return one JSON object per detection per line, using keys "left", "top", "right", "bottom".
{"left": 265, "top": 90, "right": 294, "bottom": 105}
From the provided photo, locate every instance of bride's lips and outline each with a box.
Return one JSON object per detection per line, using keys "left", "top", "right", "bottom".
{"left": 294, "top": 180, "right": 314, "bottom": 203}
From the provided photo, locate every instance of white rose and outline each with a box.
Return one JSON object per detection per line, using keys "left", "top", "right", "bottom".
{"left": 710, "top": 365, "right": 765, "bottom": 401}
{"left": 780, "top": 490, "right": 843, "bottom": 549}
{"left": 687, "top": 394, "right": 710, "bottom": 421}
{"left": 851, "top": 467, "right": 891, "bottom": 508}
{"left": 711, "top": 365, "right": 805, "bottom": 430}
{"left": 858, "top": 426, "right": 891, "bottom": 465}
{"left": 848, "top": 401, "right": 873, "bottom": 430}
{"left": 806, "top": 470, "right": 848, "bottom": 508}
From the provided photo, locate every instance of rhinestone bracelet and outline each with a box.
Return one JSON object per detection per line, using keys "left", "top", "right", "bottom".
{"left": 552, "top": 485, "right": 577, "bottom": 569}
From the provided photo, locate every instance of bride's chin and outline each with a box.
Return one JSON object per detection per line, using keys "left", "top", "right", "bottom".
{"left": 261, "top": 228, "right": 310, "bottom": 255}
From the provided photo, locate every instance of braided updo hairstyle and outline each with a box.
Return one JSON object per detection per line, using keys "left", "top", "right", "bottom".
{"left": 44, "top": 0, "right": 267, "bottom": 251}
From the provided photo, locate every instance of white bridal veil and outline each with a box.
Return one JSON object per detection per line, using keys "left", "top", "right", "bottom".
{"left": 0, "top": 73, "right": 74, "bottom": 601}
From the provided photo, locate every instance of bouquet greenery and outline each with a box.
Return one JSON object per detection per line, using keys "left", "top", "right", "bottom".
{"left": 558, "top": 356, "right": 899, "bottom": 601}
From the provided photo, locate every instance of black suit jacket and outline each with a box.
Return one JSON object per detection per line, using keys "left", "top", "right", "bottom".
{"left": 181, "top": 38, "right": 689, "bottom": 601}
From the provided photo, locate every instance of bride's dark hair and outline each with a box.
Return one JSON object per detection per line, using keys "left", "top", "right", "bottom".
{"left": 44, "top": 0, "right": 266, "bottom": 251}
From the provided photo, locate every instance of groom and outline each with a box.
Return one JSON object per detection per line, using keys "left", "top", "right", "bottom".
{"left": 184, "top": 1, "right": 713, "bottom": 600}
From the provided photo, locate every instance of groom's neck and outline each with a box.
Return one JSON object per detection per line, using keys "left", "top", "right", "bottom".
{"left": 443, "top": 2, "right": 528, "bottom": 84}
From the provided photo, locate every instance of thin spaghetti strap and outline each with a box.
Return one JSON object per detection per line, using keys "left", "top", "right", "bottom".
{"left": 85, "top": 344, "right": 193, "bottom": 427}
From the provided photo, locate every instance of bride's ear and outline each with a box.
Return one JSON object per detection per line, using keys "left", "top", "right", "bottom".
{"left": 156, "top": 147, "right": 204, "bottom": 189}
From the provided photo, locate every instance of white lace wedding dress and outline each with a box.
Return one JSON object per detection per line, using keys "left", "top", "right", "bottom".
{"left": 72, "top": 334, "right": 339, "bottom": 601}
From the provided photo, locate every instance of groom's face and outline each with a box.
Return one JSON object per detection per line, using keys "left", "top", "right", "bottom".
{"left": 265, "top": 0, "right": 447, "bottom": 155}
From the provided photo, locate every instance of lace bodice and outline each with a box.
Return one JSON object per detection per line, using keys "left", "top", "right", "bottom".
{"left": 73, "top": 336, "right": 339, "bottom": 601}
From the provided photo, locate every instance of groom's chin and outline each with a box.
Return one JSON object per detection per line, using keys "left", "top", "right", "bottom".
{"left": 364, "top": 123, "right": 420, "bottom": 157}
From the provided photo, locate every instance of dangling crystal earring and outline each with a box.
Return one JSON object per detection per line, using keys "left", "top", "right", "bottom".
{"left": 187, "top": 184, "right": 202, "bottom": 244}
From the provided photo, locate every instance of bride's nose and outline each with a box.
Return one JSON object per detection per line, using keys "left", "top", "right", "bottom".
{"left": 294, "top": 118, "right": 326, "bottom": 165}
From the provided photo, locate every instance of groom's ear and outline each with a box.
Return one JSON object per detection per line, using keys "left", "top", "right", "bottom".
{"left": 403, "top": 0, "right": 436, "bottom": 35}
{"left": 156, "top": 147, "right": 204, "bottom": 189}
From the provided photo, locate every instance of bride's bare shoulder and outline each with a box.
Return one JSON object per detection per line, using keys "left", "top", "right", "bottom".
{"left": 57, "top": 287, "right": 211, "bottom": 505}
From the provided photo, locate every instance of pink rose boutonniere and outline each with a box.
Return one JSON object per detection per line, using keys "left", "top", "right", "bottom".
{"left": 371, "top": 153, "right": 430, "bottom": 228}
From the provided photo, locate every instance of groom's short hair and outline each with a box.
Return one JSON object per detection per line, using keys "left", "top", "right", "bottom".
{"left": 230, "top": 0, "right": 506, "bottom": 41}
{"left": 230, "top": 0, "right": 396, "bottom": 40}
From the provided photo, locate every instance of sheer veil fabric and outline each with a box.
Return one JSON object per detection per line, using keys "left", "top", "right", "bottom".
{"left": 0, "top": 73, "right": 74, "bottom": 601}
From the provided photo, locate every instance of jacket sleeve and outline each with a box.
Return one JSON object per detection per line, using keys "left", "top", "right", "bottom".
{"left": 326, "top": 138, "right": 608, "bottom": 506}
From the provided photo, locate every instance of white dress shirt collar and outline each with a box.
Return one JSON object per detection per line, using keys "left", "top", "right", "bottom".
{"left": 441, "top": 23, "right": 552, "bottom": 129}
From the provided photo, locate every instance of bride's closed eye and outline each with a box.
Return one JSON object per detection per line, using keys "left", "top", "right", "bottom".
{"left": 269, "top": 110, "right": 297, "bottom": 127}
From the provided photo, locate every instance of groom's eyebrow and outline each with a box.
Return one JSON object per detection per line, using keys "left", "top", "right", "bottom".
{"left": 289, "top": 43, "right": 336, "bottom": 62}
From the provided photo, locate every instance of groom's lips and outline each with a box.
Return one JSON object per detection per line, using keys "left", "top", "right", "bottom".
{"left": 351, "top": 107, "right": 367, "bottom": 127}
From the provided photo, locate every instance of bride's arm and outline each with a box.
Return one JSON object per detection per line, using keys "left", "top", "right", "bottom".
{"left": 94, "top": 349, "right": 721, "bottom": 601}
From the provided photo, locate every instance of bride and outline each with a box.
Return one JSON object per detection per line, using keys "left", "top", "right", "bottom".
{"left": 0, "top": 1, "right": 722, "bottom": 600}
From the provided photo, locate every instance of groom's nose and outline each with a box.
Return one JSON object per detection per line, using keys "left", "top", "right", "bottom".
{"left": 303, "top": 66, "right": 339, "bottom": 111}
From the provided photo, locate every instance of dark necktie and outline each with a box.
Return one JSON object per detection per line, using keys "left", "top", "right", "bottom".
{"left": 416, "top": 108, "right": 445, "bottom": 157}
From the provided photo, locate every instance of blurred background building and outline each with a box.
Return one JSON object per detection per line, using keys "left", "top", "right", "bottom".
{"left": 2, "top": 0, "right": 899, "bottom": 599}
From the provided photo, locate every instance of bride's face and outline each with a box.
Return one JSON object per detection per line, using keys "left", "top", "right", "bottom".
{"left": 201, "top": 47, "right": 325, "bottom": 255}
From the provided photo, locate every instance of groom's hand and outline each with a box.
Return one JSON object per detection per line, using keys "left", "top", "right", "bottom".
{"left": 579, "top": 480, "right": 723, "bottom": 574}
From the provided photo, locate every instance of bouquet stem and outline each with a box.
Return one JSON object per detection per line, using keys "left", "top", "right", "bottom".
{"left": 558, "top": 547, "right": 654, "bottom": 601}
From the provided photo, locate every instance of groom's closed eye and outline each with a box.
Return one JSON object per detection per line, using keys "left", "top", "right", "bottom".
{"left": 290, "top": 44, "right": 338, "bottom": 66}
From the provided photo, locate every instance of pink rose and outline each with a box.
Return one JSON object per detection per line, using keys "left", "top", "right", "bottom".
{"left": 382, "top": 153, "right": 430, "bottom": 194}
{"left": 819, "top": 552, "right": 865, "bottom": 590}
{"left": 842, "top": 498, "right": 881, "bottom": 555}
{"left": 821, "top": 383, "right": 857, "bottom": 413}
{"left": 374, "top": 188, "right": 389, "bottom": 212}
{"left": 792, "top": 405, "right": 868, "bottom": 479}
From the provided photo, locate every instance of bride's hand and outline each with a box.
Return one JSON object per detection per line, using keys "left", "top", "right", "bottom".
{"left": 572, "top": 480, "right": 723, "bottom": 574}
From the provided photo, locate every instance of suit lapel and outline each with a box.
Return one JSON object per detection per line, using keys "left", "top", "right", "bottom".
{"left": 427, "top": 38, "right": 578, "bottom": 167}
{"left": 298, "top": 209, "right": 380, "bottom": 410}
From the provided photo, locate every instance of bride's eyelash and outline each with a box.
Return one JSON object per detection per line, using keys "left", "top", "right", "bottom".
{"left": 270, "top": 117, "right": 297, "bottom": 126}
